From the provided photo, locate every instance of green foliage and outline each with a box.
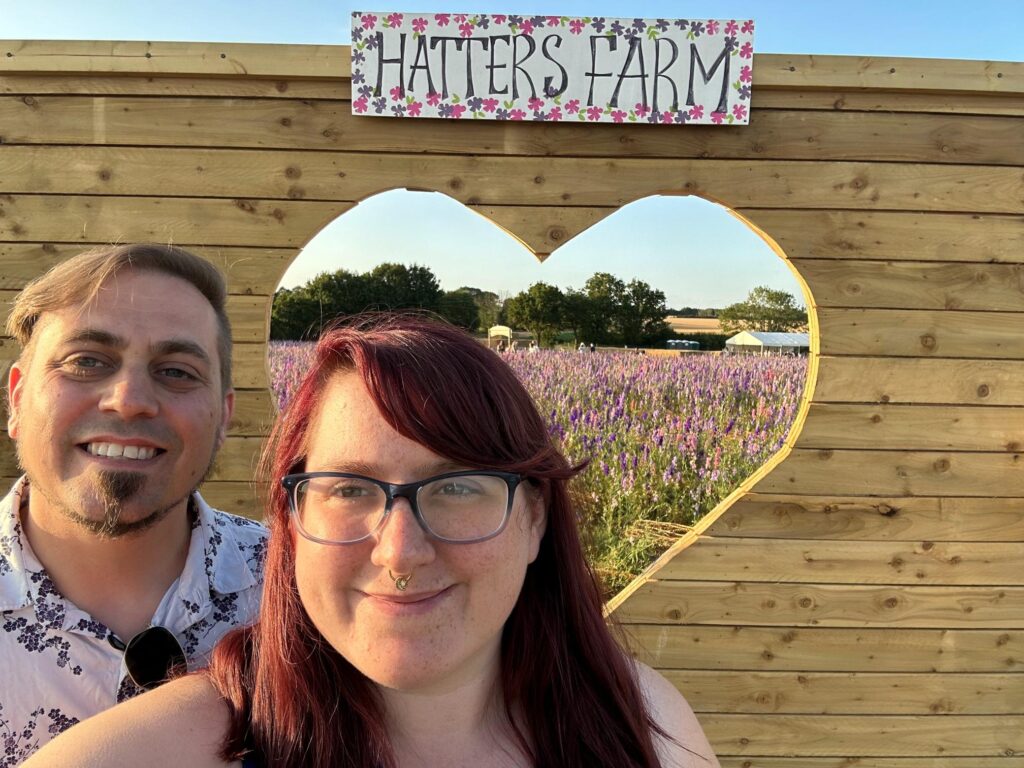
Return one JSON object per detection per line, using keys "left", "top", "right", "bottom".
{"left": 271, "top": 263, "right": 450, "bottom": 339}
{"left": 504, "top": 282, "right": 565, "bottom": 346}
{"left": 438, "top": 289, "right": 480, "bottom": 330}
{"left": 671, "top": 332, "right": 729, "bottom": 351}
{"left": 718, "top": 285, "right": 807, "bottom": 335}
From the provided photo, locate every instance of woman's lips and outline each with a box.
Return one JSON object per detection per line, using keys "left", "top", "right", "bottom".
{"left": 361, "top": 585, "right": 453, "bottom": 616}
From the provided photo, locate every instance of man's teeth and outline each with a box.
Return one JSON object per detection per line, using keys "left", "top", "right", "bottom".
{"left": 86, "top": 443, "right": 157, "bottom": 460}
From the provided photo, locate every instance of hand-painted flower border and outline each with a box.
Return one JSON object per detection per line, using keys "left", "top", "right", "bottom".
{"left": 351, "top": 12, "right": 754, "bottom": 125}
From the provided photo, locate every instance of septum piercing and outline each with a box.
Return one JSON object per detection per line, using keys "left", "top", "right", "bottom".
{"left": 389, "top": 569, "right": 413, "bottom": 591}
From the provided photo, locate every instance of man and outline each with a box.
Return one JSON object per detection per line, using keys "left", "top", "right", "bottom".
{"left": 0, "top": 244, "right": 267, "bottom": 765}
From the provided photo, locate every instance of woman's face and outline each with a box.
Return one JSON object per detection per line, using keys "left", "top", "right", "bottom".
{"left": 293, "top": 370, "right": 546, "bottom": 693}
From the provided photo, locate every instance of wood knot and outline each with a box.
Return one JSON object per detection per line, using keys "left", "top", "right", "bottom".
{"left": 870, "top": 413, "right": 882, "bottom": 424}
{"left": 666, "top": 609, "right": 682, "bottom": 621}
{"left": 883, "top": 597, "right": 899, "bottom": 609}
{"left": 21, "top": 96, "right": 38, "bottom": 108}
{"left": 284, "top": 165, "right": 302, "bottom": 179}
{"left": 275, "top": 81, "right": 289, "bottom": 92}
{"left": 798, "top": 597, "right": 813, "bottom": 608}
{"left": 977, "top": 384, "right": 990, "bottom": 398}
{"left": 234, "top": 199, "right": 256, "bottom": 214}
{"left": 548, "top": 227, "right": 566, "bottom": 242}
{"left": 97, "top": 169, "right": 112, "bottom": 182}
{"left": 933, "top": 458, "right": 950, "bottom": 473}
{"left": 279, "top": 117, "right": 293, "bottom": 127}
{"left": 921, "top": 541, "right": 935, "bottom": 551}
{"left": 919, "top": 334, "right": 936, "bottom": 349}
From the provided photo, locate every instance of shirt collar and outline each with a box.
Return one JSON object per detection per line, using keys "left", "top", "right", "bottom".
{"left": 0, "top": 478, "right": 259, "bottom": 621}
{"left": 0, "top": 476, "right": 31, "bottom": 611}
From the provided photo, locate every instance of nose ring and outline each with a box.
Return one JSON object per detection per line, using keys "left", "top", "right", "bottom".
{"left": 389, "top": 569, "right": 413, "bottom": 591}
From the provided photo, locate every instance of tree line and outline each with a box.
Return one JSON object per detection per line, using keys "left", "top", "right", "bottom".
{"left": 271, "top": 263, "right": 806, "bottom": 344}
{"left": 271, "top": 264, "right": 673, "bottom": 346}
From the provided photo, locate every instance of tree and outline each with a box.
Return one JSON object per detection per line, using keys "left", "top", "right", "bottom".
{"left": 366, "top": 263, "right": 443, "bottom": 312}
{"left": 718, "top": 286, "right": 807, "bottom": 334}
{"left": 618, "top": 279, "right": 671, "bottom": 347}
{"left": 454, "top": 286, "right": 502, "bottom": 331}
{"left": 582, "top": 272, "right": 625, "bottom": 344}
{"left": 560, "top": 288, "right": 592, "bottom": 346}
{"left": 438, "top": 289, "right": 480, "bottom": 330}
{"left": 504, "top": 282, "right": 565, "bottom": 346}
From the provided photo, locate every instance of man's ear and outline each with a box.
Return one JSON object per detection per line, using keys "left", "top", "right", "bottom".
{"left": 7, "top": 361, "right": 25, "bottom": 439}
{"left": 216, "top": 389, "right": 235, "bottom": 451}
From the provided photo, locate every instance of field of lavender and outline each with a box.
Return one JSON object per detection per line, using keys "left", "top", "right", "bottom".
{"left": 269, "top": 342, "right": 807, "bottom": 594}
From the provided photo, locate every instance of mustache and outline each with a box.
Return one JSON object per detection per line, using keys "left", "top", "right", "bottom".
{"left": 69, "top": 421, "right": 180, "bottom": 449}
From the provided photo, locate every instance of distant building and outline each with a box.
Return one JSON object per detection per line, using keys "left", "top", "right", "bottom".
{"left": 725, "top": 331, "right": 810, "bottom": 355}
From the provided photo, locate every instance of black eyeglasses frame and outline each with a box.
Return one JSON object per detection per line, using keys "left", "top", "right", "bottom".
{"left": 281, "top": 469, "right": 524, "bottom": 546}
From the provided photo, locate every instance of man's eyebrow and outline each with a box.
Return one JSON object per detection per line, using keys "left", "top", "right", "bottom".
{"left": 60, "top": 329, "right": 125, "bottom": 348}
{"left": 153, "top": 339, "right": 211, "bottom": 364}
{"left": 58, "top": 331, "right": 211, "bottom": 365}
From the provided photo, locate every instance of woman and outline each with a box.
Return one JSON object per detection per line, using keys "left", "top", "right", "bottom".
{"left": 26, "top": 315, "right": 718, "bottom": 768}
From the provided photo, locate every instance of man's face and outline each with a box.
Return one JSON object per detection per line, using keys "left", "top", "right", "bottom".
{"left": 7, "top": 269, "right": 234, "bottom": 537}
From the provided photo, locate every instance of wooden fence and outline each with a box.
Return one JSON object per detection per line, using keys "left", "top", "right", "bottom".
{"left": 1, "top": 40, "right": 1021, "bottom": 766}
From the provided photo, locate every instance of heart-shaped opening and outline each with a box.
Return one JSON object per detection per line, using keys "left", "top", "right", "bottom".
{"left": 270, "top": 190, "right": 812, "bottom": 597}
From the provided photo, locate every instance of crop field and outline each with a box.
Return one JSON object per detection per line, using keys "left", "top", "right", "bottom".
{"left": 269, "top": 343, "right": 807, "bottom": 595}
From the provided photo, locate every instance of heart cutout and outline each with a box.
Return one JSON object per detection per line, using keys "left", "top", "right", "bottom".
{"left": 271, "top": 190, "right": 811, "bottom": 596}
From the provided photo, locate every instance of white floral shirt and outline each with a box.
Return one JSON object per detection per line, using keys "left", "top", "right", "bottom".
{"left": 0, "top": 477, "right": 268, "bottom": 766}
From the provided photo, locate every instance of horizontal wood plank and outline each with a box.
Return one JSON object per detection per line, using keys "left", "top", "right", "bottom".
{"left": 754, "top": 54, "right": 1024, "bottom": 95}
{"left": 3, "top": 44, "right": 1020, "bottom": 95}
{"left": 0, "top": 195, "right": 350, "bottom": 248}
{"left": 0, "top": 242, "right": 296, "bottom": 294}
{"left": 710, "top": 495, "right": 1024, "bottom": 542}
{"left": 659, "top": 537, "right": 1024, "bottom": 585}
{"left": 743, "top": 209, "right": 1024, "bottom": 263}
{"left": 753, "top": 88, "right": 1024, "bottom": 117}
{"left": 0, "top": 434, "right": 265, "bottom": 482}
{"left": 228, "top": 389, "right": 274, "bottom": 436}
{"left": 797, "top": 259, "right": 1024, "bottom": 312}
{"left": 0, "top": 40, "right": 346, "bottom": 78}
{"left": 669, "top": 669, "right": 1021, "bottom": 715}
{"left": 618, "top": 580, "right": 1024, "bottom": 628}
{"left": 0, "top": 290, "right": 269, "bottom": 342}
{"left": 817, "top": 308, "right": 1024, "bottom": 360}
{"left": 754, "top": 449, "right": 1024, "bottom": 497}
{"left": 702, "top": 713, "right": 1024, "bottom": 757}
{"left": 814, "top": 357, "right": 1024, "bottom": 406}
{"left": 621, "top": 624, "right": 1024, "bottom": 672}
{"left": 0, "top": 74, "right": 351, "bottom": 99}
{"left": 0, "top": 339, "right": 269, "bottom": 390}
{"left": 4, "top": 75, "right": 1020, "bottom": 117}
{"left": 3, "top": 97, "right": 1023, "bottom": 166}
{"left": 2, "top": 147, "right": 1022, "bottom": 213}
{"left": 795, "top": 404, "right": 1024, "bottom": 452}
{"left": 719, "top": 759, "right": 1024, "bottom": 768}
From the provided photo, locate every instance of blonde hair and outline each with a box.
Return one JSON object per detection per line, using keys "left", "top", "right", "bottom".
{"left": 7, "top": 243, "right": 232, "bottom": 391}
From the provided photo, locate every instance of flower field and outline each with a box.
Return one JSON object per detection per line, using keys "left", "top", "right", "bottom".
{"left": 269, "top": 343, "right": 807, "bottom": 595}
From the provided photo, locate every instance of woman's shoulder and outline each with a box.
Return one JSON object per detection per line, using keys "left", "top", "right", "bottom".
{"left": 22, "top": 673, "right": 238, "bottom": 768}
{"left": 632, "top": 661, "right": 721, "bottom": 768}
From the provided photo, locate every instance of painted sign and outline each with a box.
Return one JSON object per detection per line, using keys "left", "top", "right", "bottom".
{"left": 351, "top": 12, "right": 754, "bottom": 124}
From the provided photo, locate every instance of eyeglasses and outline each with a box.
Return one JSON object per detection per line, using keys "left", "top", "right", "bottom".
{"left": 108, "top": 626, "right": 186, "bottom": 691}
{"left": 281, "top": 470, "right": 524, "bottom": 545}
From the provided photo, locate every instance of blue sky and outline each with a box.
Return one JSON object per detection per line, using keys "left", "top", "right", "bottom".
{"left": 5, "top": 1, "right": 1021, "bottom": 307}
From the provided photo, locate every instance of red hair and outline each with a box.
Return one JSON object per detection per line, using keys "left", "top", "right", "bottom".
{"left": 208, "top": 314, "right": 668, "bottom": 767}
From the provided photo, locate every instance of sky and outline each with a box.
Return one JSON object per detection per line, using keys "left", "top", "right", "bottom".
{"left": 4, "top": 1, "right": 1021, "bottom": 308}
